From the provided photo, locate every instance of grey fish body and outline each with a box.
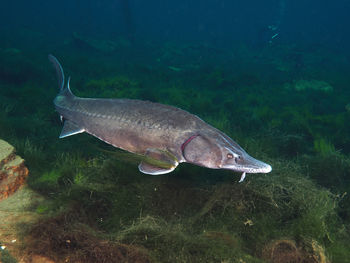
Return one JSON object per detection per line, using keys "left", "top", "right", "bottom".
{"left": 55, "top": 94, "right": 208, "bottom": 162}
{"left": 50, "top": 55, "right": 272, "bottom": 180}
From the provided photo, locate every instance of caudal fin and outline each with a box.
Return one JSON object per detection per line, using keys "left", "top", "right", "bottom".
{"left": 48, "top": 54, "right": 65, "bottom": 92}
{"left": 48, "top": 54, "right": 74, "bottom": 97}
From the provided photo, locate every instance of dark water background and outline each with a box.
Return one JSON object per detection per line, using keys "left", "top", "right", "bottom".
{"left": 1, "top": 0, "right": 350, "bottom": 50}
{"left": 1, "top": 0, "right": 350, "bottom": 262}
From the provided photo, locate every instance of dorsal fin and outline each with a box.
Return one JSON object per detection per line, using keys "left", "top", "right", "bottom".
{"left": 49, "top": 55, "right": 75, "bottom": 98}
{"left": 61, "top": 76, "right": 74, "bottom": 98}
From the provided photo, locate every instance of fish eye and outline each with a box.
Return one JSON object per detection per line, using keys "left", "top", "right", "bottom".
{"left": 227, "top": 153, "right": 233, "bottom": 159}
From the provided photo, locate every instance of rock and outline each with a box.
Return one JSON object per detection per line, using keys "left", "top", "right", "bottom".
{"left": 0, "top": 139, "right": 29, "bottom": 201}
{"left": 0, "top": 140, "right": 55, "bottom": 262}
{"left": 262, "top": 238, "right": 329, "bottom": 263}
{"left": 262, "top": 239, "right": 301, "bottom": 263}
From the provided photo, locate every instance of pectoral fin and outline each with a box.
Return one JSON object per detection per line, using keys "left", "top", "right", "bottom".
{"left": 138, "top": 148, "right": 179, "bottom": 175}
{"left": 138, "top": 161, "right": 176, "bottom": 175}
{"left": 59, "top": 120, "right": 85, "bottom": 138}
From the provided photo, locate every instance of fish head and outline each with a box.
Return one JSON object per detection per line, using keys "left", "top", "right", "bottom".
{"left": 182, "top": 134, "right": 222, "bottom": 168}
{"left": 218, "top": 135, "right": 272, "bottom": 175}
{"left": 182, "top": 132, "right": 272, "bottom": 176}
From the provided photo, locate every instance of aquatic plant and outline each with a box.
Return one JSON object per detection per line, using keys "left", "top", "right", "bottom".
{"left": 303, "top": 151, "right": 350, "bottom": 190}
{"left": 1, "top": 39, "right": 350, "bottom": 262}
{"left": 0, "top": 246, "right": 17, "bottom": 263}
{"left": 116, "top": 215, "right": 262, "bottom": 263}
{"left": 187, "top": 159, "right": 343, "bottom": 258}
{"left": 27, "top": 209, "right": 150, "bottom": 263}
{"left": 82, "top": 75, "right": 142, "bottom": 102}
{"left": 285, "top": 79, "right": 334, "bottom": 93}
{"left": 313, "top": 138, "right": 336, "bottom": 156}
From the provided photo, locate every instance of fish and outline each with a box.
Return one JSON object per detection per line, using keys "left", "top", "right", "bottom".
{"left": 49, "top": 55, "right": 272, "bottom": 182}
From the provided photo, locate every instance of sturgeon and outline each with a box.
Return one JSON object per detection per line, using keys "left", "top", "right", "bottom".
{"left": 49, "top": 55, "right": 272, "bottom": 182}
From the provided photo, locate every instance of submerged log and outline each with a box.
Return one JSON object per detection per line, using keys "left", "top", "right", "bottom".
{"left": 0, "top": 139, "right": 29, "bottom": 200}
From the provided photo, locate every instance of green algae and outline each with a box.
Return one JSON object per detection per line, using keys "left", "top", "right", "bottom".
{"left": 116, "top": 215, "right": 259, "bottom": 263}
{"left": 0, "top": 41, "right": 350, "bottom": 262}
{"left": 314, "top": 138, "right": 336, "bottom": 156}
{"left": 21, "top": 155, "right": 348, "bottom": 262}
{"left": 0, "top": 247, "right": 17, "bottom": 263}
{"left": 85, "top": 75, "right": 140, "bottom": 98}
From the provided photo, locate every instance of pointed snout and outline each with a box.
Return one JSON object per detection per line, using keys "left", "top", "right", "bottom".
{"left": 254, "top": 160, "right": 272, "bottom": 173}
{"left": 244, "top": 158, "right": 271, "bottom": 173}
{"left": 222, "top": 154, "right": 272, "bottom": 174}
{"left": 241, "top": 155, "right": 272, "bottom": 173}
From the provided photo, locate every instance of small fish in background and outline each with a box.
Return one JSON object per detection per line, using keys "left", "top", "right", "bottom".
{"left": 49, "top": 55, "right": 272, "bottom": 182}
{"left": 267, "top": 0, "right": 286, "bottom": 44}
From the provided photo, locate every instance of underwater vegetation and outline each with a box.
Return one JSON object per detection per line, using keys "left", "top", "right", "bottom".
{"left": 0, "top": 36, "right": 350, "bottom": 262}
